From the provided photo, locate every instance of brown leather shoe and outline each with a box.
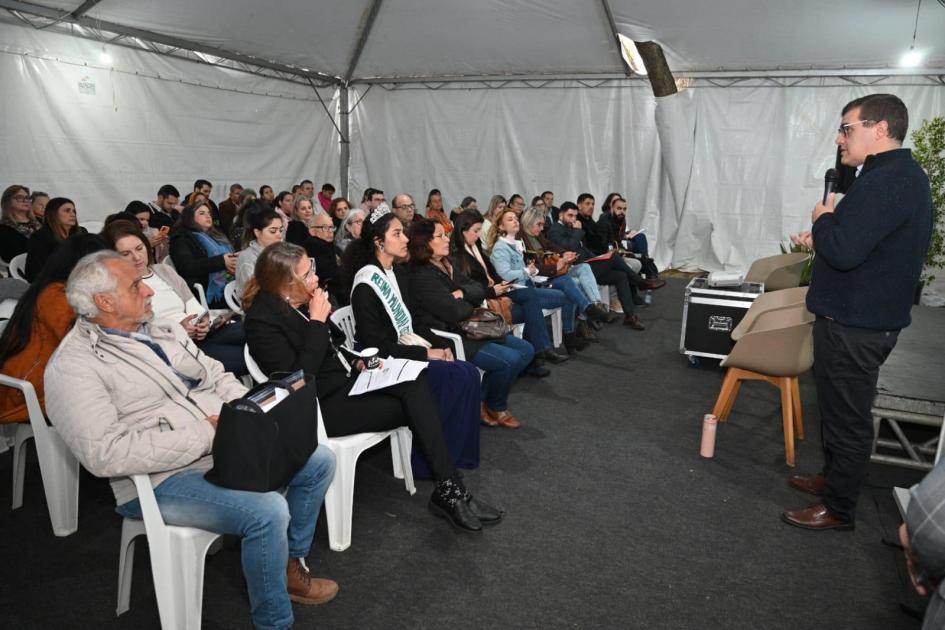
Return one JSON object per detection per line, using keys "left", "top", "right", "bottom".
{"left": 643, "top": 278, "right": 666, "bottom": 291}
{"left": 491, "top": 409, "right": 521, "bottom": 429}
{"left": 287, "top": 558, "right": 339, "bottom": 605}
{"left": 623, "top": 314, "right": 645, "bottom": 330}
{"left": 781, "top": 503, "right": 854, "bottom": 531}
{"left": 788, "top": 473, "right": 825, "bottom": 496}
{"left": 480, "top": 403, "right": 499, "bottom": 427}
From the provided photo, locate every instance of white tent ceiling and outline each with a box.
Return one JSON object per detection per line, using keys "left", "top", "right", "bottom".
{"left": 3, "top": 0, "right": 944, "bottom": 83}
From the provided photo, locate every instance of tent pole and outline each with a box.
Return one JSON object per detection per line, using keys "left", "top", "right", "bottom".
{"left": 339, "top": 86, "right": 350, "bottom": 199}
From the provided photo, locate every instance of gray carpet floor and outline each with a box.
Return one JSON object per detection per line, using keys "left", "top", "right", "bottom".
{"left": 0, "top": 278, "right": 927, "bottom": 629}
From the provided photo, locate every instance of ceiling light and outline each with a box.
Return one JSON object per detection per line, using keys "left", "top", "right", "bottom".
{"left": 900, "top": 48, "right": 923, "bottom": 68}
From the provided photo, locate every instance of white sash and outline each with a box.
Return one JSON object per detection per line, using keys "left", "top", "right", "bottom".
{"left": 351, "top": 265, "right": 431, "bottom": 348}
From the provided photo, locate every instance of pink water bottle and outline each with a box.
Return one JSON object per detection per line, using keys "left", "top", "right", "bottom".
{"left": 700, "top": 414, "right": 718, "bottom": 458}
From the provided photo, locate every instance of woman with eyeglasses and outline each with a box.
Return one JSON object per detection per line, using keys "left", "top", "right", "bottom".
{"left": 169, "top": 201, "right": 237, "bottom": 308}
{"left": 0, "top": 185, "right": 42, "bottom": 263}
{"left": 245, "top": 241, "right": 503, "bottom": 532}
{"left": 235, "top": 204, "right": 285, "bottom": 299}
{"left": 334, "top": 208, "right": 365, "bottom": 257}
{"left": 105, "top": 219, "right": 248, "bottom": 376}
{"left": 24, "top": 197, "right": 87, "bottom": 282}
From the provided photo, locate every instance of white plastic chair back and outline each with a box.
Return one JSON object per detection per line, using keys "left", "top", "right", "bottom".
{"left": 82, "top": 220, "right": 104, "bottom": 234}
{"left": 329, "top": 306, "right": 357, "bottom": 349}
{"left": 0, "top": 374, "right": 80, "bottom": 536}
{"left": 0, "top": 297, "right": 17, "bottom": 334}
{"left": 223, "top": 281, "right": 242, "bottom": 314}
{"left": 243, "top": 345, "right": 415, "bottom": 551}
{"left": 8, "top": 254, "right": 27, "bottom": 282}
{"left": 117, "top": 474, "right": 221, "bottom": 629}
{"left": 0, "top": 258, "right": 9, "bottom": 277}
{"left": 543, "top": 307, "right": 563, "bottom": 348}
{"left": 243, "top": 345, "right": 267, "bottom": 384}
{"left": 430, "top": 328, "right": 466, "bottom": 361}
{"left": 193, "top": 283, "right": 209, "bottom": 311}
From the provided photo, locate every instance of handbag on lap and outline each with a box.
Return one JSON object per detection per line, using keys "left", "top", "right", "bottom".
{"left": 458, "top": 307, "right": 510, "bottom": 341}
{"left": 205, "top": 371, "right": 319, "bottom": 492}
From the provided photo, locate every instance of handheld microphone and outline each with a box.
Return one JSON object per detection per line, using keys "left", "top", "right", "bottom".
{"left": 823, "top": 168, "right": 839, "bottom": 205}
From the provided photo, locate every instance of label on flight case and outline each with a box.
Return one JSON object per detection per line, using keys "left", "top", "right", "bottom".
{"left": 708, "top": 315, "right": 734, "bottom": 332}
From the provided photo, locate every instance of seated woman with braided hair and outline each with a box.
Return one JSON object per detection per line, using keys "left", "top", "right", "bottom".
{"left": 245, "top": 241, "right": 503, "bottom": 532}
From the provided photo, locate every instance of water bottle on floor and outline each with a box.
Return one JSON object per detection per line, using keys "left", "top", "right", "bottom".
{"left": 644, "top": 289, "right": 653, "bottom": 305}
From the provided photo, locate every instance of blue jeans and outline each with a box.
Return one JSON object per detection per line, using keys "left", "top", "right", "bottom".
{"left": 547, "top": 274, "right": 589, "bottom": 317}
{"left": 628, "top": 233, "right": 649, "bottom": 258}
{"left": 568, "top": 263, "right": 601, "bottom": 304}
{"left": 116, "top": 445, "right": 337, "bottom": 630}
{"left": 530, "top": 286, "right": 576, "bottom": 334}
{"left": 471, "top": 336, "right": 534, "bottom": 411}
{"left": 508, "top": 286, "right": 553, "bottom": 352}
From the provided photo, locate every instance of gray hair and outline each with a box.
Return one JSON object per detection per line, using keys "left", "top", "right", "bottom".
{"left": 335, "top": 208, "right": 365, "bottom": 250}
{"left": 65, "top": 250, "right": 123, "bottom": 319}
{"left": 520, "top": 207, "right": 547, "bottom": 234}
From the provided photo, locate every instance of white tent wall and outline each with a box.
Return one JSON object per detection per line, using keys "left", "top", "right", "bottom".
{"left": 347, "top": 84, "right": 664, "bottom": 239}
{"left": 348, "top": 81, "right": 945, "bottom": 272}
{"left": 0, "top": 22, "right": 340, "bottom": 220}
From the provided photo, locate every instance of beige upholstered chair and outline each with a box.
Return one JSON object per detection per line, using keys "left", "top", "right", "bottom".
{"left": 711, "top": 304, "right": 814, "bottom": 467}
{"left": 744, "top": 252, "right": 810, "bottom": 291}
{"left": 731, "top": 286, "right": 808, "bottom": 341}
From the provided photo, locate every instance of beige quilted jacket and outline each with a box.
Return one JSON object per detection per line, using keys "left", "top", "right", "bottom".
{"left": 44, "top": 317, "right": 247, "bottom": 505}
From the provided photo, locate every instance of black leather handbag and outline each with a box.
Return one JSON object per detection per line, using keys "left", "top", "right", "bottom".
{"left": 205, "top": 372, "right": 319, "bottom": 492}
{"left": 458, "top": 307, "right": 510, "bottom": 341}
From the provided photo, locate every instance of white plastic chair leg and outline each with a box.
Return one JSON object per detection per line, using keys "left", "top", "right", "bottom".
{"left": 394, "top": 427, "right": 417, "bottom": 495}
{"left": 11, "top": 422, "right": 31, "bottom": 509}
{"left": 543, "top": 308, "right": 563, "bottom": 348}
{"left": 116, "top": 518, "right": 146, "bottom": 615}
{"left": 390, "top": 434, "right": 404, "bottom": 479}
{"left": 151, "top": 528, "right": 220, "bottom": 630}
{"left": 324, "top": 446, "right": 358, "bottom": 552}
{"left": 31, "top": 426, "right": 80, "bottom": 536}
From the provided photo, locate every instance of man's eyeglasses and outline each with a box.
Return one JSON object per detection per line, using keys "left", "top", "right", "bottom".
{"left": 837, "top": 120, "right": 874, "bottom": 137}
{"left": 313, "top": 225, "right": 336, "bottom": 232}
{"left": 396, "top": 203, "right": 416, "bottom": 210}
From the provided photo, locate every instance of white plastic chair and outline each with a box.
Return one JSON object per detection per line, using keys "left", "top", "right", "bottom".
{"left": 430, "top": 328, "right": 466, "bottom": 361}
{"left": 0, "top": 297, "right": 17, "bottom": 333}
{"left": 223, "top": 281, "right": 242, "bottom": 314}
{"left": 8, "top": 254, "right": 27, "bottom": 282}
{"left": 193, "top": 283, "right": 210, "bottom": 311}
{"left": 329, "top": 306, "right": 357, "bottom": 350}
{"left": 116, "top": 474, "right": 221, "bottom": 629}
{"left": 597, "top": 285, "right": 611, "bottom": 306}
{"left": 0, "top": 374, "right": 80, "bottom": 536}
{"left": 244, "top": 346, "right": 416, "bottom": 552}
{"left": 543, "top": 307, "right": 563, "bottom": 348}
{"left": 82, "top": 220, "right": 104, "bottom": 234}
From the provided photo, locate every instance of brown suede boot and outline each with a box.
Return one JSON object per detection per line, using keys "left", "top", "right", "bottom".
{"left": 287, "top": 558, "right": 339, "bottom": 605}
{"left": 480, "top": 402, "right": 500, "bottom": 426}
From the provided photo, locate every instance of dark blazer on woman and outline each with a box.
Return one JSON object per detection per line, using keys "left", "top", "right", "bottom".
{"left": 24, "top": 225, "right": 86, "bottom": 282}
{"left": 350, "top": 259, "right": 449, "bottom": 361}
{"left": 409, "top": 263, "right": 496, "bottom": 358}
{"left": 0, "top": 224, "right": 33, "bottom": 264}
{"left": 168, "top": 229, "right": 228, "bottom": 303}
{"left": 243, "top": 291, "right": 350, "bottom": 398}
{"left": 285, "top": 220, "right": 310, "bottom": 247}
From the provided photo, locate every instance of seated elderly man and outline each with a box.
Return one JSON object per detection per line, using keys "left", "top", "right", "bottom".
{"left": 45, "top": 251, "right": 337, "bottom": 630}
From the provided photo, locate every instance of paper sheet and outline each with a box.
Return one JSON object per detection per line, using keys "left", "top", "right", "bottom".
{"left": 348, "top": 357, "right": 428, "bottom": 396}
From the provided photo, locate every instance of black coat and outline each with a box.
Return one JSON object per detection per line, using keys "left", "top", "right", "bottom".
{"left": 24, "top": 225, "right": 87, "bottom": 282}
{"left": 596, "top": 212, "right": 624, "bottom": 251}
{"left": 302, "top": 236, "right": 340, "bottom": 301}
{"left": 285, "top": 220, "right": 310, "bottom": 248}
{"left": 168, "top": 228, "right": 228, "bottom": 304}
{"left": 243, "top": 291, "right": 351, "bottom": 398}
{"left": 408, "top": 263, "right": 493, "bottom": 358}
{"left": 350, "top": 260, "right": 449, "bottom": 361}
{"left": 450, "top": 242, "right": 502, "bottom": 292}
{"left": 0, "top": 223, "right": 32, "bottom": 263}
{"left": 579, "top": 213, "right": 608, "bottom": 254}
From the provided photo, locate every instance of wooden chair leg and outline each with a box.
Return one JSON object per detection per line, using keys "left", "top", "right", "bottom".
{"left": 712, "top": 369, "right": 740, "bottom": 421}
{"left": 791, "top": 377, "right": 805, "bottom": 441}
{"left": 780, "top": 377, "right": 795, "bottom": 467}
{"left": 720, "top": 378, "right": 742, "bottom": 421}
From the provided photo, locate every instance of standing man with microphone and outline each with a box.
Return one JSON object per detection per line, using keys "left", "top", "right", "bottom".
{"left": 783, "top": 93, "right": 932, "bottom": 531}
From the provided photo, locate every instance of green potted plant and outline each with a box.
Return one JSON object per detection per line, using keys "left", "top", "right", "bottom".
{"left": 912, "top": 117, "right": 945, "bottom": 293}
